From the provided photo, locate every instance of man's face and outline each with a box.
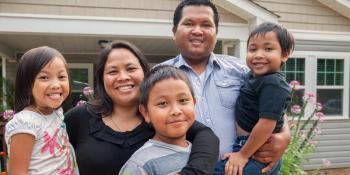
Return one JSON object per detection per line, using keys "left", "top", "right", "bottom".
{"left": 173, "top": 5, "right": 217, "bottom": 65}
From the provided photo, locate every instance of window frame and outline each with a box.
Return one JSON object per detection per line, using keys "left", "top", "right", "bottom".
{"left": 68, "top": 63, "right": 94, "bottom": 93}
{"left": 290, "top": 51, "right": 349, "bottom": 120}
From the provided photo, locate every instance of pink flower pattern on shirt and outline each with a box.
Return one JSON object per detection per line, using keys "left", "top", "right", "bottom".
{"left": 40, "top": 124, "right": 76, "bottom": 174}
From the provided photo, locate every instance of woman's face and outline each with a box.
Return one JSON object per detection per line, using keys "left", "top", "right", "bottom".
{"left": 103, "top": 48, "right": 144, "bottom": 107}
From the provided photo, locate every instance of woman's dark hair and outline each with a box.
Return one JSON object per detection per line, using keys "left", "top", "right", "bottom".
{"left": 173, "top": 0, "right": 219, "bottom": 33}
{"left": 139, "top": 65, "right": 195, "bottom": 110}
{"left": 247, "top": 22, "right": 295, "bottom": 57}
{"left": 89, "top": 40, "right": 150, "bottom": 116}
{"left": 14, "top": 46, "right": 67, "bottom": 112}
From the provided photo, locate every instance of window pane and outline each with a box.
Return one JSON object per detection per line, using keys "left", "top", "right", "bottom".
{"left": 317, "top": 59, "right": 344, "bottom": 86}
{"left": 336, "top": 60, "right": 344, "bottom": 72}
{"left": 70, "top": 68, "right": 89, "bottom": 91}
{"left": 317, "top": 73, "right": 325, "bottom": 85}
{"left": 317, "top": 89, "right": 343, "bottom": 116}
{"left": 335, "top": 73, "right": 343, "bottom": 85}
{"left": 326, "top": 59, "right": 335, "bottom": 72}
{"left": 317, "top": 59, "right": 325, "bottom": 72}
{"left": 282, "top": 58, "right": 305, "bottom": 85}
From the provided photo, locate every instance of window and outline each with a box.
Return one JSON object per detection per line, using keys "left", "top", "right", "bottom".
{"left": 285, "top": 51, "right": 349, "bottom": 119}
{"left": 63, "top": 63, "right": 93, "bottom": 111}
{"left": 282, "top": 57, "right": 305, "bottom": 106}
{"left": 316, "top": 59, "right": 345, "bottom": 116}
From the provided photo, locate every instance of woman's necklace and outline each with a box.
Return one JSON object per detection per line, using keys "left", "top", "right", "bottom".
{"left": 108, "top": 116, "right": 141, "bottom": 132}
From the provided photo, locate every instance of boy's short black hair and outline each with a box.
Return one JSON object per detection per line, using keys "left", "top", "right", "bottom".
{"left": 247, "top": 22, "right": 295, "bottom": 57}
{"left": 173, "top": 0, "right": 219, "bottom": 33}
{"left": 139, "top": 65, "right": 195, "bottom": 110}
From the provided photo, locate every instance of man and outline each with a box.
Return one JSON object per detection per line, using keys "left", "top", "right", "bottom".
{"left": 162, "top": 0, "right": 291, "bottom": 174}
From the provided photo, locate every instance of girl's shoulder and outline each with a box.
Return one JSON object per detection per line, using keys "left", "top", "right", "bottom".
{"left": 4, "top": 110, "right": 44, "bottom": 143}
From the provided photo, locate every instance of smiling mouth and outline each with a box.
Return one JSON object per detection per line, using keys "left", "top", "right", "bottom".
{"left": 116, "top": 84, "right": 135, "bottom": 91}
{"left": 47, "top": 93, "right": 63, "bottom": 100}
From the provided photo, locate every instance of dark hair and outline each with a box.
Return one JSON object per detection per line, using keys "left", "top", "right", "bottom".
{"left": 247, "top": 22, "right": 295, "bottom": 57}
{"left": 139, "top": 65, "right": 195, "bottom": 110}
{"left": 89, "top": 40, "right": 150, "bottom": 116}
{"left": 173, "top": 0, "right": 219, "bottom": 33}
{"left": 14, "top": 46, "right": 67, "bottom": 112}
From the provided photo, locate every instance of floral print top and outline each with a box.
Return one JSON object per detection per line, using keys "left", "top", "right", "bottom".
{"left": 5, "top": 108, "right": 79, "bottom": 175}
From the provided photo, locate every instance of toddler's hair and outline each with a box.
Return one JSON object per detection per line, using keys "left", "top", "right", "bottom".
{"left": 247, "top": 22, "right": 295, "bottom": 57}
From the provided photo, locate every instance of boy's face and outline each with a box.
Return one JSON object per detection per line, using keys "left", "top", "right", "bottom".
{"left": 140, "top": 78, "right": 195, "bottom": 146}
{"left": 246, "top": 31, "right": 289, "bottom": 76}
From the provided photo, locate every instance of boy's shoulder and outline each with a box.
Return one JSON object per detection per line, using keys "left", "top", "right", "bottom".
{"left": 257, "top": 73, "right": 291, "bottom": 91}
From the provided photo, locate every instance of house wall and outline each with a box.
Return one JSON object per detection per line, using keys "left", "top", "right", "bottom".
{"left": 251, "top": 0, "right": 350, "bottom": 170}
{"left": 252, "top": 0, "right": 350, "bottom": 32}
{"left": 0, "top": 0, "right": 246, "bottom": 23}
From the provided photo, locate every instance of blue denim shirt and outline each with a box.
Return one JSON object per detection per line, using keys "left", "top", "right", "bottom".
{"left": 161, "top": 53, "right": 248, "bottom": 157}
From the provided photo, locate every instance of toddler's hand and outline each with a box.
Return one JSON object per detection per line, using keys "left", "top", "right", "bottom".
{"left": 223, "top": 152, "right": 248, "bottom": 175}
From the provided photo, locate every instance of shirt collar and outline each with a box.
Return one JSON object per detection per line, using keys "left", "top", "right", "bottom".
{"left": 175, "top": 53, "right": 220, "bottom": 70}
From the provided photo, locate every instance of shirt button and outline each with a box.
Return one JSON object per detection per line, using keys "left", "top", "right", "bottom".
{"left": 206, "top": 118, "right": 212, "bottom": 123}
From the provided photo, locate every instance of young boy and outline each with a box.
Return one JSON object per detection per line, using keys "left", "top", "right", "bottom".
{"left": 222, "top": 22, "right": 295, "bottom": 175}
{"left": 119, "top": 65, "right": 196, "bottom": 175}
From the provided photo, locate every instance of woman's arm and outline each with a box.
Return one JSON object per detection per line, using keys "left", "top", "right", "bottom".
{"left": 9, "top": 133, "right": 35, "bottom": 175}
{"left": 180, "top": 121, "right": 219, "bottom": 175}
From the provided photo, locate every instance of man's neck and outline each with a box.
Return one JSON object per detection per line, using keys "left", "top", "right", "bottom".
{"left": 183, "top": 56, "right": 210, "bottom": 75}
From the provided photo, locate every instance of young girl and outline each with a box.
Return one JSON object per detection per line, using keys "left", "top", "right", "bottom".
{"left": 5, "top": 46, "right": 79, "bottom": 175}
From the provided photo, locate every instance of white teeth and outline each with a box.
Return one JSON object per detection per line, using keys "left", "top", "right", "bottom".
{"left": 117, "top": 85, "right": 133, "bottom": 90}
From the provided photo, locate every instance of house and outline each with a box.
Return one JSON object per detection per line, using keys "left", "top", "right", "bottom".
{"left": 0, "top": 0, "right": 349, "bottom": 173}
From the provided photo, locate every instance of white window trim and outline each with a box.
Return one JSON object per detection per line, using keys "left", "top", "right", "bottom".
{"left": 1, "top": 56, "right": 6, "bottom": 108}
{"left": 68, "top": 63, "right": 94, "bottom": 92}
{"left": 290, "top": 51, "right": 350, "bottom": 120}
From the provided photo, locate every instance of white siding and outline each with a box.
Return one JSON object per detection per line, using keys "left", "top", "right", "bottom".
{"left": 252, "top": 0, "right": 350, "bottom": 32}
{"left": 0, "top": 0, "right": 246, "bottom": 23}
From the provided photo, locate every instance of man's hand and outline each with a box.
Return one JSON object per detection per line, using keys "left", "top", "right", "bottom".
{"left": 253, "top": 132, "right": 290, "bottom": 172}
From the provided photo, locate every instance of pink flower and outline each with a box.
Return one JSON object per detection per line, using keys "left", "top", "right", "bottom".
{"left": 322, "top": 159, "right": 331, "bottom": 167}
{"left": 289, "top": 80, "right": 300, "bottom": 90}
{"left": 291, "top": 105, "right": 301, "bottom": 114}
{"left": 76, "top": 100, "right": 87, "bottom": 107}
{"left": 314, "top": 127, "right": 322, "bottom": 135}
{"left": 83, "top": 87, "right": 94, "bottom": 96}
{"left": 303, "top": 93, "right": 315, "bottom": 103}
{"left": 299, "top": 131, "right": 307, "bottom": 140}
{"left": 315, "top": 102, "right": 323, "bottom": 111}
{"left": 309, "top": 140, "right": 318, "bottom": 146}
{"left": 3, "top": 110, "right": 14, "bottom": 120}
{"left": 315, "top": 112, "right": 325, "bottom": 122}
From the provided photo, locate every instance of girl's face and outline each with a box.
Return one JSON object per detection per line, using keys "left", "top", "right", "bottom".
{"left": 140, "top": 78, "right": 195, "bottom": 146}
{"left": 103, "top": 48, "right": 144, "bottom": 107}
{"left": 32, "top": 57, "right": 70, "bottom": 114}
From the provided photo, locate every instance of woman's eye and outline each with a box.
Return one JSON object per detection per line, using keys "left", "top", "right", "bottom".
{"left": 38, "top": 76, "right": 49, "bottom": 80}
{"left": 265, "top": 48, "right": 273, "bottom": 51}
{"left": 157, "top": 101, "right": 167, "bottom": 107}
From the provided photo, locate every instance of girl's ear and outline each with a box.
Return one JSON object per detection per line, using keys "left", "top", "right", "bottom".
{"left": 139, "top": 105, "right": 150, "bottom": 123}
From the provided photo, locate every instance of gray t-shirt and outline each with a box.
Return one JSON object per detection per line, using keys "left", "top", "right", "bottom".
{"left": 119, "top": 139, "right": 191, "bottom": 175}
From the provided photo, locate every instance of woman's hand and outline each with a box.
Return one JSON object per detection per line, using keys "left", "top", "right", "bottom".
{"left": 223, "top": 152, "right": 248, "bottom": 175}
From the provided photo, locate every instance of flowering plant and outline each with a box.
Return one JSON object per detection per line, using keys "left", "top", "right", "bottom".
{"left": 76, "top": 86, "right": 95, "bottom": 106}
{"left": 281, "top": 80, "right": 330, "bottom": 175}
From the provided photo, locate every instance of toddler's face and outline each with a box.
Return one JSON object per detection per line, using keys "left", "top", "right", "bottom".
{"left": 246, "top": 31, "right": 288, "bottom": 76}
{"left": 32, "top": 57, "right": 70, "bottom": 114}
{"left": 140, "top": 78, "right": 195, "bottom": 145}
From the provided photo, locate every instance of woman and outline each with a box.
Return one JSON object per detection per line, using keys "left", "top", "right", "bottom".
{"left": 64, "top": 40, "right": 219, "bottom": 175}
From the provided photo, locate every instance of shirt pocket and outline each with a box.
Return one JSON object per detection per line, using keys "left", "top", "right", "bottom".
{"left": 215, "top": 79, "right": 241, "bottom": 109}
